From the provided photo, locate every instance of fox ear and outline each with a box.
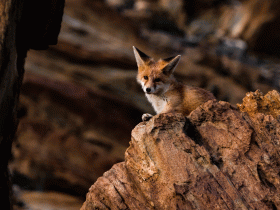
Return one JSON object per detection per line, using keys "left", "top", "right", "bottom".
{"left": 133, "top": 46, "right": 151, "bottom": 68}
{"left": 162, "top": 55, "right": 181, "bottom": 75}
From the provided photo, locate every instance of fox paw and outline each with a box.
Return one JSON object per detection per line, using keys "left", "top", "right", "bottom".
{"left": 142, "top": 113, "right": 153, "bottom": 121}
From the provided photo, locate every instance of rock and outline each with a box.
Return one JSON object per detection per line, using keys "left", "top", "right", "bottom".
{"left": 17, "top": 190, "right": 83, "bottom": 210}
{"left": 0, "top": 0, "right": 64, "bottom": 209}
{"left": 51, "top": 0, "right": 147, "bottom": 67}
{"left": 11, "top": 0, "right": 280, "bottom": 207}
{"left": 237, "top": 90, "right": 280, "bottom": 118}
{"left": 81, "top": 90, "right": 280, "bottom": 209}
{"left": 11, "top": 72, "right": 142, "bottom": 196}
{"left": 183, "top": 0, "right": 280, "bottom": 56}
{"left": 18, "top": 0, "right": 65, "bottom": 49}
{"left": 22, "top": 0, "right": 280, "bottom": 116}
{"left": 222, "top": 0, "right": 280, "bottom": 56}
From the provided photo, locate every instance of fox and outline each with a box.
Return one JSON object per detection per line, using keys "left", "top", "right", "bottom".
{"left": 133, "top": 46, "right": 216, "bottom": 121}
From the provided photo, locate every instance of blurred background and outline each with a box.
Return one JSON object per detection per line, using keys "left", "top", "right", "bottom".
{"left": 11, "top": 0, "right": 280, "bottom": 209}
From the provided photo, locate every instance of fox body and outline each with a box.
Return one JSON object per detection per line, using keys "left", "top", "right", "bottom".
{"left": 133, "top": 46, "right": 215, "bottom": 121}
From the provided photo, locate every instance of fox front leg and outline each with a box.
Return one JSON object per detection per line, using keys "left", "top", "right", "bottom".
{"left": 142, "top": 113, "right": 153, "bottom": 121}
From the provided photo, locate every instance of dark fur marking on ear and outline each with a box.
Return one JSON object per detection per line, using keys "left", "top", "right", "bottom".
{"left": 162, "top": 55, "right": 181, "bottom": 75}
{"left": 133, "top": 46, "right": 151, "bottom": 62}
{"left": 163, "top": 56, "right": 177, "bottom": 62}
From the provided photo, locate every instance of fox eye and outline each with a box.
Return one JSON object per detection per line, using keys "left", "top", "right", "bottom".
{"left": 154, "top": 78, "right": 161, "bottom": 82}
{"left": 144, "top": 76, "right": 148, "bottom": 80}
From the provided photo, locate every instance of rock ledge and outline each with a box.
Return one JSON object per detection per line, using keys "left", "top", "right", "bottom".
{"left": 81, "top": 90, "right": 280, "bottom": 210}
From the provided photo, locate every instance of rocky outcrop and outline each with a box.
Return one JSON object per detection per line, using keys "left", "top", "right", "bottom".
{"left": 238, "top": 89, "right": 280, "bottom": 118}
{"left": 81, "top": 90, "right": 280, "bottom": 210}
{"left": 11, "top": 0, "right": 280, "bottom": 208}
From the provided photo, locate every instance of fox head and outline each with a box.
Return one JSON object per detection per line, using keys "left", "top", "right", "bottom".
{"left": 133, "top": 46, "right": 181, "bottom": 95}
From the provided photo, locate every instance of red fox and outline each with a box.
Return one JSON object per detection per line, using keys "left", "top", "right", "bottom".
{"left": 133, "top": 46, "right": 215, "bottom": 121}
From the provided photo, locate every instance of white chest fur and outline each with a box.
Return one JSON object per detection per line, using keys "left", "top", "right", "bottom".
{"left": 145, "top": 94, "right": 167, "bottom": 114}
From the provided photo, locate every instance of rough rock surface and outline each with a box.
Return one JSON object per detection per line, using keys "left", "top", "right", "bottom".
{"left": 81, "top": 90, "right": 280, "bottom": 210}
{"left": 11, "top": 0, "right": 280, "bottom": 208}
{"left": 238, "top": 90, "right": 280, "bottom": 118}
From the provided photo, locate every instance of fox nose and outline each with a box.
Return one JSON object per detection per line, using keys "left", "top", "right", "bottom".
{"left": 146, "top": 88, "right": 151, "bottom": 93}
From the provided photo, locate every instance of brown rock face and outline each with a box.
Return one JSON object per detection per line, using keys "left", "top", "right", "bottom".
{"left": 11, "top": 72, "right": 141, "bottom": 196}
{"left": 11, "top": 0, "right": 280, "bottom": 208}
{"left": 238, "top": 90, "right": 280, "bottom": 118}
{"left": 81, "top": 90, "right": 280, "bottom": 210}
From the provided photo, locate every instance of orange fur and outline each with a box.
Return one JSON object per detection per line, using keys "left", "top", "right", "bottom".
{"left": 133, "top": 47, "right": 215, "bottom": 120}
